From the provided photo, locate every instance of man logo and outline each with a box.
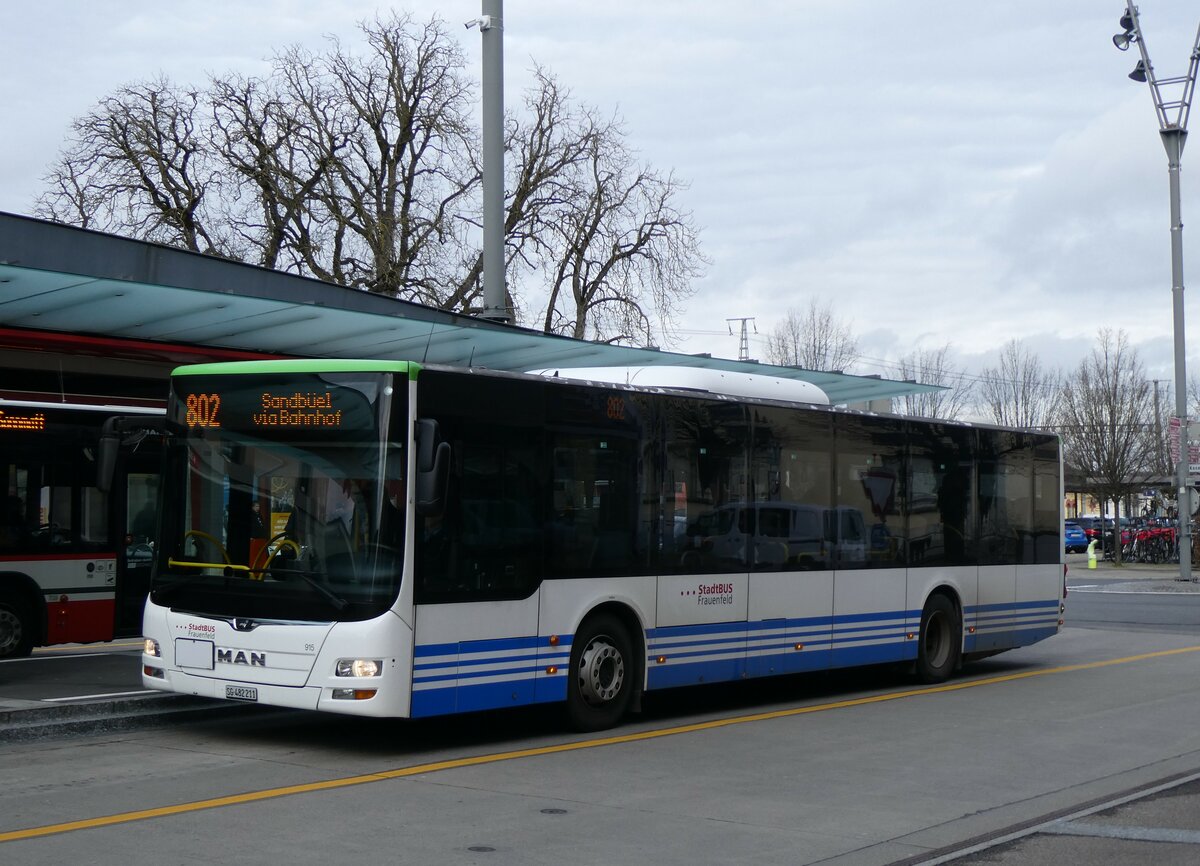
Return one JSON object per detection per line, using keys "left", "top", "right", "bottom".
{"left": 217, "top": 648, "right": 266, "bottom": 667}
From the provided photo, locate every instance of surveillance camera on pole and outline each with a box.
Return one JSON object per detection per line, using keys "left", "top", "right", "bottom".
{"left": 1113, "top": 3, "right": 1200, "bottom": 579}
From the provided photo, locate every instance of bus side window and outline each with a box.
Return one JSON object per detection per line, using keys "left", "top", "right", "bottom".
{"left": 424, "top": 438, "right": 543, "bottom": 601}
{"left": 0, "top": 494, "right": 27, "bottom": 550}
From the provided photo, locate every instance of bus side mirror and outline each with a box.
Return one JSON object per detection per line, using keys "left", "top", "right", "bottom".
{"left": 415, "top": 418, "right": 450, "bottom": 516}
{"left": 96, "top": 415, "right": 168, "bottom": 493}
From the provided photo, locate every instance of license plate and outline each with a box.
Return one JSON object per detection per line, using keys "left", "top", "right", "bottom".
{"left": 225, "top": 685, "right": 258, "bottom": 702}
{"left": 175, "top": 638, "right": 214, "bottom": 670}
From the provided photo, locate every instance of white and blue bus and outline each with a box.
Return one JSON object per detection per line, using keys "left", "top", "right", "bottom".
{"left": 135, "top": 359, "right": 1064, "bottom": 731}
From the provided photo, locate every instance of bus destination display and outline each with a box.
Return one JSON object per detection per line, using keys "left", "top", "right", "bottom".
{"left": 0, "top": 410, "right": 46, "bottom": 431}
{"left": 183, "top": 391, "right": 345, "bottom": 429}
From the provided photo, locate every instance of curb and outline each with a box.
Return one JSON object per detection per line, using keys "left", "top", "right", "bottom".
{"left": 0, "top": 694, "right": 284, "bottom": 743}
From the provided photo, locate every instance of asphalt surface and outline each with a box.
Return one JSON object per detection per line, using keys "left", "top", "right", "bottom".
{"left": 2, "top": 556, "right": 1190, "bottom": 734}
{"left": 3, "top": 554, "right": 1199, "bottom": 864}
{"left": 0, "top": 639, "right": 265, "bottom": 742}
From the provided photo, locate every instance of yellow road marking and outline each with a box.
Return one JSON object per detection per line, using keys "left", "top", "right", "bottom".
{"left": 3, "top": 644, "right": 1199, "bottom": 843}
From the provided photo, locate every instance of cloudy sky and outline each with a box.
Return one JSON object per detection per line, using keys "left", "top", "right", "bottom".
{"left": 3, "top": 1, "right": 1198, "bottom": 391}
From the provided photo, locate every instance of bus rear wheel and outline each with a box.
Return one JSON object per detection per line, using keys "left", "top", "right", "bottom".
{"left": 566, "top": 613, "right": 635, "bottom": 732}
{"left": 0, "top": 597, "right": 34, "bottom": 659}
{"left": 915, "top": 594, "right": 960, "bottom": 683}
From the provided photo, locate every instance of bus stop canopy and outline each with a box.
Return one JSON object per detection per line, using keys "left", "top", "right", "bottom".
{"left": 0, "top": 212, "right": 938, "bottom": 406}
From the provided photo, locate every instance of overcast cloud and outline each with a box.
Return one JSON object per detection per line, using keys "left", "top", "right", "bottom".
{"left": 2, "top": 1, "right": 1197, "bottom": 390}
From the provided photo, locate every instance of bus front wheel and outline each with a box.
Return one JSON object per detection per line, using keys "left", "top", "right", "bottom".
{"left": 566, "top": 613, "right": 635, "bottom": 732}
{"left": 0, "top": 597, "right": 34, "bottom": 659}
{"left": 915, "top": 593, "right": 960, "bottom": 683}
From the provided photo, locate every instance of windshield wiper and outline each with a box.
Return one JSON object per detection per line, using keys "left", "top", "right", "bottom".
{"left": 153, "top": 573, "right": 218, "bottom": 603}
{"left": 271, "top": 566, "right": 349, "bottom": 611}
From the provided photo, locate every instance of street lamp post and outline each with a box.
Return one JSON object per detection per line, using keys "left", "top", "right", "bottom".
{"left": 469, "top": 0, "right": 512, "bottom": 325}
{"left": 1114, "top": 4, "right": 1200, "bottom": 580}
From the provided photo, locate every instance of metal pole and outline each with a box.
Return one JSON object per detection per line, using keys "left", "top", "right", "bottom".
{"left": 1163, "top": 129, "right": 1193, "bottom": 579}
{"left": 1116, "top": 2, "right": 1200, "bottom": 578}
{"left": 479, "top": 0, "right": 511, "bottom": 323}
{"left": 1152, "top": 379, "right": 1165, "bottom": 476}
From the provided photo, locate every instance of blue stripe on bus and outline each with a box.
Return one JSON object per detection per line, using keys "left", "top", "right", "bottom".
{"left": 412, "top": 634, "right": 548, "bottom": 658}
{"left": 831, "top": 609, "right": 917, "bottom": 625}
{"left": 645, "top": 619, "right": 759, "bottom": 639}
{"left": 831, "top": 622, "right": 910, "bottom": 636}
{"left": 410, "top": 598, "right": 1060, "bottom": 715}
{"left": 964, "top": 599, "right": 1059, "bottom": 614}
{"left": 413, "top": 650, "right": 567, "bottom": 672}
{"left": 412, "top": 658, "right": 567, "bottom": 685}
{"left": 646, "top": 638, "right": 917, "bottom": 689}
{"left": 411, "top": 679, "right": 564, "bottom": 717}
{"left": 648, "top": 610, "right": 907, "bottom": 642}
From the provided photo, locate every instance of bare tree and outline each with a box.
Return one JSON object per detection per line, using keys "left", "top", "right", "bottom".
{"left": 34, "top": 16, "right": 703, "bottom": 344}
{"left": 445, "top": 67, "right": 605, "bottom": 320}
{"left": 208, "top": 71, "right": 344, "bottom": 272}
{"left": 308, "top": 14, "right": 478, "bottom": 299}
{"left": 763, "top": 298, "right": 859, "bottom": 371}
{"left": 1186, "top": 374, "right": 1200, "bottom": 421}
{"left": 976, "top": 339, "right": 1060, "bottom": 429}
{"left": 893, "top": 344, "right": 972, "bottom": 420}
{"left": 539, "top": 132, "right": 704, "bottom": 344}
{"left": 1057, "top": 329, "right": 1156, "bottom": 563}
{"left": 36, "top": 78, "right": 226, "bottom": 254}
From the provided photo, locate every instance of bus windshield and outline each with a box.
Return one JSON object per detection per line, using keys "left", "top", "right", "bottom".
{"left": 151, "top": 369, "right": 407, "bottom": 623}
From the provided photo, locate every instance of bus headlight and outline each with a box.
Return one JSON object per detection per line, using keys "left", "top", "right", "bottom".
{"left": 336, "top": 659, "right": 382, "bottom": 678}
{"left": 144, "top": 639, "right": 161, "bottom": 657}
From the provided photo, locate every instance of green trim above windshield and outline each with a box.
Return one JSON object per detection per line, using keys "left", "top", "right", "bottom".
{"left": 172, "top": 359, "right": 421, "bottom": 379}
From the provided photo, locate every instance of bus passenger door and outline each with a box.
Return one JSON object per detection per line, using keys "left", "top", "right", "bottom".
{"left": 409, "top": 424, "right": 544, "bottom": 717}
{"left": 118, "top": 467, "right": 160, "bottom": 637}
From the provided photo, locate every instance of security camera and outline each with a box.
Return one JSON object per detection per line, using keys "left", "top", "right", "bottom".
{"left": 464, "top": 15, "right": 492, "bottom": 31}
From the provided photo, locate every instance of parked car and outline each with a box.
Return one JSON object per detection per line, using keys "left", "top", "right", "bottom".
{"left": 1064, "top": 521, "right": 1089, "bottom": 553}
{"left": 1074, "top": 516, "right": 1103, "bottom": 543}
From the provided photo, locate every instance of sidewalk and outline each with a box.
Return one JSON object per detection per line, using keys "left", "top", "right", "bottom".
{"left": 0, "top": 646, "right": 265, "bottom": 743}
{"left": 1065, "top": 551, "right": 1200, "bottom": 592}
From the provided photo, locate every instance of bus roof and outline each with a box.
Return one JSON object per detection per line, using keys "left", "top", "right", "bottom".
{"left": 171, "top": 359, "right": 420, "bottom": 378}
{"left": 526, "top": 365, "right": 829, "bottom": 406}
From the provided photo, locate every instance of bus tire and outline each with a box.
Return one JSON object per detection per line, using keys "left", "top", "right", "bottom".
{"left": 0, "top": 596, "right": 35, "bottom": 660}
{"left": 566, "top": 613, "right": 635, "bottom": 732}
{"left": 915, "top": 593, "right": 960, "bottom": 684}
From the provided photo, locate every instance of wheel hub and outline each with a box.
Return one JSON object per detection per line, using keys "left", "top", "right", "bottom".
{"left": 0, "top": 609, "right": 20, "bottom": 655}
{"left": 578, "top": 637, "right": 625, "bottom": 705}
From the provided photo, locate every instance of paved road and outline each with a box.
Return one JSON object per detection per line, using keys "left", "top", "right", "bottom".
{"left": 0, "top": 640, "right": 147, "bottom": 706}
{"left": 3, "top": 629, "right": 1200, "bottom": 865}
{"left": 1, "top": 564, "right": 1199, "bottom": 864}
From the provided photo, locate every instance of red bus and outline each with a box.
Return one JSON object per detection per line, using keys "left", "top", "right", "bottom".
{"left": 1, "top": 399, "right": 163, "bottom": 658}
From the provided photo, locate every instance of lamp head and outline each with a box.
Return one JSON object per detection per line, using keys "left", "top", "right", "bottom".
{"left": 1119, "top": 11, "right": 1134, "bottom": 32}
{"left": 1113, "top": 32, "right": 1134, "bottom": 51}
{"left": 1129, "top": 59, "right": 1148, "bottom": 82}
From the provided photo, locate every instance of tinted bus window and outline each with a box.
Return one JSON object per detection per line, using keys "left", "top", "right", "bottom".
{"left": 545, "top": 384, "right": 651, "bottom": 578}
{"left": 978, "top": 430, "right": 1033, "bottom": 565}
{"left": 660, "top": 398, "right": 748, "bottom": 574}
{"left": 833, "top": 415, "right": 905, "bottom": 568}
{"left": 907, "top": 423, "right": 976, "bottom": 566}
{"left": 1032, "top": 434, "right": 1061, "bottom": 564}
{"left": 416, "top": 372, "right": 545, "bottom": 602}
{"left": 749, "top": 407, "right": 833, "bottom": 570}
